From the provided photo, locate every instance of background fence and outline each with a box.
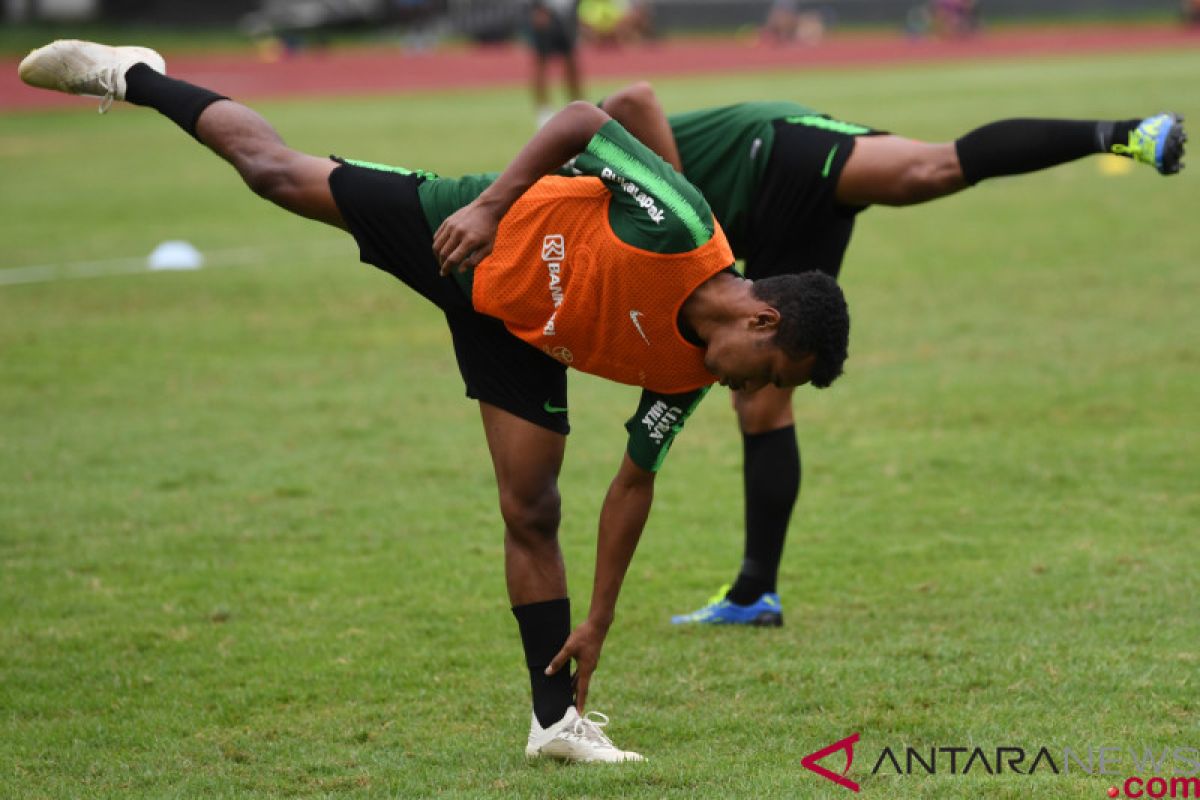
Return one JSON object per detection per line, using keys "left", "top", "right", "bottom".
{"left": 2, "top": 0, "right": 1184, "bottom": 30}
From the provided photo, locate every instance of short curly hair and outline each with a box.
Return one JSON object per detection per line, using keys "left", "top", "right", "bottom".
{"left": 750, "top": 271, "right": 849, "bottom": 388}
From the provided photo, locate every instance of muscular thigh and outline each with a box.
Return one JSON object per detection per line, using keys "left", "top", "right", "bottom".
{"left": 836, "top": 135, "right": 965, "bottom": 206}
{"left": 280, "top": 152, "right": 343, "bottom": 227}
{"left": 480, "top": 402, "right": 567, "bottom": 504}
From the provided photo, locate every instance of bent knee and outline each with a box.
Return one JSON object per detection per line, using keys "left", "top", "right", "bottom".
{"left": 893, "top": 146, "right": 965, "bottom": 204}
{"left": 239, "top": 154, "right": 294, "bottom": 200}
{"left": 498, "top": 486, "right": 562, "bottom": 543}
{"left": 229, "top": 145, "right": 311, "bottom": 202}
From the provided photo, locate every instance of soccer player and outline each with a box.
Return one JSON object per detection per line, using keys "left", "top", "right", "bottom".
{"left": 18, "top": 42, "right": 850, "bottom": 762}
{"left": 598, "top": 82, "right": 1186, "bottom": 627}
{"left": 526, "top": 0, "right": 584, "bottom": 128}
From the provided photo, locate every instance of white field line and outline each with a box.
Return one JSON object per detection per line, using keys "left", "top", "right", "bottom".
{"left": 0, "top": 240, "right": 350, "bottom": 287}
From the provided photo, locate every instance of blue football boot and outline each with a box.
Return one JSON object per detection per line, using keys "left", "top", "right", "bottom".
{"left": 670, "top": 584, "right": 783, "bottom": 627}
{"left": 1112, "top": 113, "right": 1187, "bottom": 175}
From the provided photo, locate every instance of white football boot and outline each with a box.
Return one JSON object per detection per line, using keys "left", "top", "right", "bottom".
{"left": 525, "top": 706, "right": 645, "bottom": 763}
{"left": 18, "top": 39, "right": 165, "bottom": 113}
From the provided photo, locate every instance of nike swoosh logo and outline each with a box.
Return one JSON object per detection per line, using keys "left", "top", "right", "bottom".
{"left": 543, "top": 400, "right": 568, "bottom": 414}
{"left": 629, "top": 310, "right": 650, "bottom": 346}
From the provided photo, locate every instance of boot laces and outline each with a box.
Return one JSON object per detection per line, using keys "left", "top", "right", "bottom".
{"left": 96, "top": 66, "right": 118, "bottom": 114}
{"left": 567, "top": 711, "right": 618, "bottom": 750}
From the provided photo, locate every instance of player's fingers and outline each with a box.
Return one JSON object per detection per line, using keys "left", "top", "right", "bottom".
{"left": 464, "top": 242, "right": 492, "bottom": 270}
{"left": 435, "top": 219, "right": 464, "bottom": 255}
{"left": 444, "top": 243, "right": 477, "bottom": 274}
{"left": 575, "top": 671, "right": 590, "bottom": 713}
{"left": 435, "top": 230, "right": 463, "bottom": 274}
{"left": 438, "top": 255, "right": 456, "bottom": 277}
{"left": 432, "top": 222, "right": 452, "bottom": 258}
{"left": 545, "top": 645, "right": 570, "bottom": 676}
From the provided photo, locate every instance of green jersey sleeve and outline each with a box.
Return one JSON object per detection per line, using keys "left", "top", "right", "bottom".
{"left": 416, "top": 171, "right": 500, "bottom": 233}
{"left": 570, "top": 119, "right": 715, "bottom": 254}
{"left": 625, "top": 386, "right": 711, "bottom": 472}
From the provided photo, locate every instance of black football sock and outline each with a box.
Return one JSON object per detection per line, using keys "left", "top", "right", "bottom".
{"left": 123, "top": 62, "right": 228, "bottom": 141}
{"left": 727, "top": 425, "right": 800, "bottom": 606}
{"left": 955, "top": 118, "right": 1141, "bottom": 185}
{"left": 512, "top": 598, "right": 574, "bottom": 729}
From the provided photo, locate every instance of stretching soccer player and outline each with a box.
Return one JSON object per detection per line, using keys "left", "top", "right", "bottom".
{"left": 18, "top": 42, "right": 850, "bottom": 761}
{"left": 599, "top": 83, "right": 1186, "bottom": 626}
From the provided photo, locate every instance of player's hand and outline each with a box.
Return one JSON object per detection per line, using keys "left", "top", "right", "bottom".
{"left": 545, "top": 618, "right": 609, "bottom": 713}
{"left": 433, "top": 200, "right": 499, "bottom": 276}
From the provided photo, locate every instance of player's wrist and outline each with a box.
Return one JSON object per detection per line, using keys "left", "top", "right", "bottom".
{"left": 475, "top": 186, "right": 517, "bottom": 218}
{"left": 586, "top": 609, "right": 614, "bottom": 632}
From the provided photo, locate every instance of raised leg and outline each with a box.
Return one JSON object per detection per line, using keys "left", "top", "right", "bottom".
{"left": 836, "top": 135, "right": 966, "bottom": 207}
{"left": 191, "top": 98, "right": 344, "bottom": 228}
{"left": 17, "top": 41, "right": 347, "bottom": 229}
{"left": 119, "top": 62, "right": 345, "bottom": 228}
{"left": 838, "top": 114, "right": 1185, "bottom": 208}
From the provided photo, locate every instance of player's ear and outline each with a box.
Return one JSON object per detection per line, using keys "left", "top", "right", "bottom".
{"left": 751, "top": 306, "right": 781, "bottom": 332}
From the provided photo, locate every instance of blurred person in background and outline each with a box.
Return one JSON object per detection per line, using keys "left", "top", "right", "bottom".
{"left": 598, "top": 82, "right": 1186, "bottom": 628}
{"left": 906, "top": 0, "right": 977, "bottom": 38}
{"left": 931, "top": 0, "right": 978, "bottom": 38}
{"left": 761, "top": 0, "right": 826, "bottom": 46}
{"left": 527, "top": 0, "right": 584, "bottom": 128}
{"left": 1184, "top": 0, "right": 1200, "bottom": 26}
{"left": 579, "top": 0, "right": 654, "bottom": 46}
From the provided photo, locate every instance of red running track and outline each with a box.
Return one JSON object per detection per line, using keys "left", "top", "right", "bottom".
{"left": 2, "top": 23, "right": 1197, "bottom": 111}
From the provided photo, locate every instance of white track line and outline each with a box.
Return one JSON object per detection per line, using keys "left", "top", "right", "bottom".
{"left": 0, "top": 241, "right": 349, "bottom": 287}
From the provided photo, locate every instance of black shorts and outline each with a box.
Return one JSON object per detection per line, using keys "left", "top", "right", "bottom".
{"left": 742, "top": 117, "right": 882, "bottom": 281}
{"left": 528, "top": 6, "right": 578, "bottom": 57}
{"left": 328, "top": 161, "right": 570, "bottom": 435}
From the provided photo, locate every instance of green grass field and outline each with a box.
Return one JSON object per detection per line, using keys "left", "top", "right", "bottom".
{"left": 2, "top": 49, "right": 1198, "bottom": 799}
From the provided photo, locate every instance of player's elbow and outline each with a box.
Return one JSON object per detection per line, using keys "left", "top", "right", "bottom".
{"left": 892, "top": 143, "right": 965, "bottom": 204}
{"left": 562, "top": 99, "right": 610, "bottom": 127}
{"left": 549, "top": 101, "right": 611, "bottom": 149}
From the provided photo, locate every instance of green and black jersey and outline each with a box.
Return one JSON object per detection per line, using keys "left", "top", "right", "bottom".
{"left": 668, "top": 101, "right": 817, "bottom": 256}
{"left": 669, "top": 102, "right": 876, "bottom": 276}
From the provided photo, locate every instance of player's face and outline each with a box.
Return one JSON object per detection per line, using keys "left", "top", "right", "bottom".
{"left": 707, "top": 340, "right": 816, "bottom": 394}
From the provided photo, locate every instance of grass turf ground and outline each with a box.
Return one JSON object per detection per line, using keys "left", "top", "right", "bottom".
{"left": 1, "top": 49, "right": 1198, "bottom": 798}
